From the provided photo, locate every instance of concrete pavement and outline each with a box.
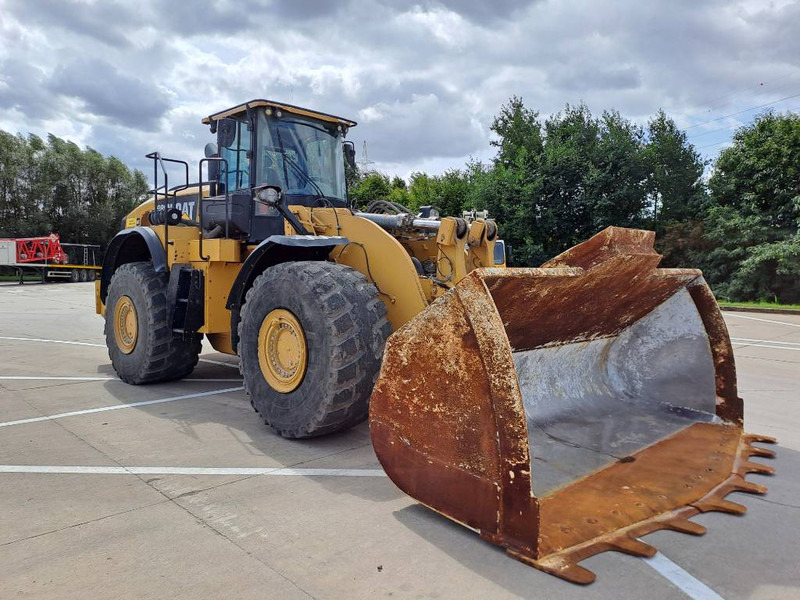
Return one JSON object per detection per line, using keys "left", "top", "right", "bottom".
{"left": 0, "top": 282, "right": 797, "bottom": 599}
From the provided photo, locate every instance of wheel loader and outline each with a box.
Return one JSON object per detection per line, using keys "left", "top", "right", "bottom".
{"left": 96, "top": 99, "right": 775, "bottom": 584}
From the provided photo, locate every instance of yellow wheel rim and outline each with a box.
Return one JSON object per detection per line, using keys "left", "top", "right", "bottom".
{"left": 113, "top": 295, "right": 138, "bottom": 354}
{"left": 257, "top": 309, "right": 307, "bottom": 393}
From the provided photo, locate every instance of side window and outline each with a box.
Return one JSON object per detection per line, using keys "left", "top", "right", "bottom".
{"left": 220, "top": 120, "right": 251, "bottom": 191}
{"left": 493, "top": 240, "right": 506, "bottom": 266}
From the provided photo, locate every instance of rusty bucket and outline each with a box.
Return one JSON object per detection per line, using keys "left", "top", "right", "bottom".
{"left": 369, "top": 226, "right": 775, "bottom": 584}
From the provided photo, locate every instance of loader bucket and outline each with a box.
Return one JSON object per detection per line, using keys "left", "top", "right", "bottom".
{"left": 370, "top": 226, "right": 775, "bottom": 584}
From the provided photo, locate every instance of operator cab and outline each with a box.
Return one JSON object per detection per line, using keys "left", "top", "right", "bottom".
{"left": 199, "top": 99, "right": 357, "bottom": 243}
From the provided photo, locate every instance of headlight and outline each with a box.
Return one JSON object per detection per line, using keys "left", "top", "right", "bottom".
{"left": 257, "top": 187, "right": 280, "bottom": 205}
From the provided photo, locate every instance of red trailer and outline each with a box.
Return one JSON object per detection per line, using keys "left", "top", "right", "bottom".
{"left": 6, "top": 233, "right": 69, "bottom": 264}
{"left": 0, "top": 234, "right": 100, "bottom": 283}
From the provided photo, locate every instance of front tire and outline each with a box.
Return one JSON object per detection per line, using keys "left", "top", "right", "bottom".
{"left": 238, "top": 261, "right": 391, "bottom": 438}
{"left": 105, "top": 262, "right": 201, "bottom": 384}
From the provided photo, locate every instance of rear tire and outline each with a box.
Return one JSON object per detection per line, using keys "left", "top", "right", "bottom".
{"left": 105, "top": 261, "right": 201, "bottom": 384}
{"left": 238, "top": 261, "right": 391, "bottom": 438}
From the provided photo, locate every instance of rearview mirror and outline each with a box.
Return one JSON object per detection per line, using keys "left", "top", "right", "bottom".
{"left": 217, "top": 118, "right": 237, "bottom": 148}
{"left": 343, "top": 141, "right": 356, "bottom": 171}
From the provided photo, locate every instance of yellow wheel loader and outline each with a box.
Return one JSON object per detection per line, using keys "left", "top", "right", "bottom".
{"left": 96, "top": 99, "right": 775, "bottom": 584}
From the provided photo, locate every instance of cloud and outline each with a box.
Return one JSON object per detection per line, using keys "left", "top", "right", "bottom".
{"left": 0, "top": 58, "right": 54, "bottom": 120}
{"left": 0, "top": 0, "right": 798, "bottom": 181}
{"left": 49, "top": 59, "right": 171, "bottom": 130}
{"left": 6, "top": 0, "right": 144, "bottom": 48}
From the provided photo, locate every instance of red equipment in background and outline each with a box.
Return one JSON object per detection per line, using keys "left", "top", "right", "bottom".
{"left": 9, "top": 234, "right": 69, "bottom": 264}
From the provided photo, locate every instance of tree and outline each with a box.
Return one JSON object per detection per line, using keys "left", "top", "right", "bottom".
{"left": 484, "top": 101, "right": 654, "bottom": 265}
{"left": 344, "top": 171, "right": 389, "bottom": 209}
{"left": 490, "top": 95, "right": 543, "bottom": 170}
{"left": 0, "top": 129, "right": 147, "bottom": 247}
{"left": 703, "top": 111, "right": 800, "bottom": 302}
{"left": 644, "top": 110, "right": 706, "bottom": 227}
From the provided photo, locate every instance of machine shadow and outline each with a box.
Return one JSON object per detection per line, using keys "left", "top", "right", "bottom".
{"left": 99, "top": 352, "right": 403, "bottom": 504}
{"left": 392, "top": 444, "right": 799, "bottom": 596}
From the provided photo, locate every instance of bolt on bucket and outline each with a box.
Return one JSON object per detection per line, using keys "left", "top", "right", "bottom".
{"left": 369, "top": 227, "right": 775, "bottom": 584}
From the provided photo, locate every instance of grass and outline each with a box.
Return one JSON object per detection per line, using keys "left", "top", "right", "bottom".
{"left": 0, "top": 273, "right": 41, "bottom": 282}
{"left": 718, "top": 300, "right": 800, "bottom": 311}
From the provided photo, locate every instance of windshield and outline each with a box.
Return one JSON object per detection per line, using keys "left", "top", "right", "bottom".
{"left": 256, "top": 111, "right": 347, "bottom": 203}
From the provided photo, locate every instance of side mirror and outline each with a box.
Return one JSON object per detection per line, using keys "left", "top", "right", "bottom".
{"left": 217, "top": 118, "right": 237, "bottom": 148}
{"left": 204, "top": 142, "right": 219, "bottom": 158}
{"left": 343, "top": 141, "right": 356, "bottom": 171}
{"left": 204, "top": 143, "right": 220, "bottom": 181}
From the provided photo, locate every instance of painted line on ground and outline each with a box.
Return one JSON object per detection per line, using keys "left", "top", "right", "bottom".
{"left": 0, "top": 335, "right": 240, "bottom": 369}
{"left": 198, "top": 358, "right": 240, "bottom": 369}
{"left": 724, "top": 313, "right": 800, "bottom": 328}
{"left": 730, "top": 337, "right": 800, "bottom": 347}
{"left": 642, "top": 550, "right": 724, "bottom": 600}
{"left": 0, "top": 335, "right": 105, "bottom": 347}
{"left": 0, "top": 376, "right": 241, "bottom": 382}
{"left": 0, "top": 386, "right": 244, "bottom": 428}
{"left": 0, "top": 465, "right": 386, "bottom": 477}
{"left": 731, "top": 342, "right": 800, "bottom": 352}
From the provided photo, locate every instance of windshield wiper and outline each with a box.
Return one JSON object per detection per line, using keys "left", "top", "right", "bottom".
{"left": 274, "top": 127, "right": 329, "bottom": 204}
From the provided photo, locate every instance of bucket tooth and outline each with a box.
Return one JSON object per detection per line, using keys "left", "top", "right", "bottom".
{"left": 734, "top": 480, "right": 768, "bottom": 495}
{"left": 370, "top": 226, "right": 777, "bottom": 585}
{"left": 664, "top": 517, "right": 706, "bottom": 536}
{"left": 609, "top": 536, "right": 656, "bottom": 558}
{"left": 742, "top": 462, "right": 776, "bottom": 476}
{"left": 748, "top": 446, "right": 776, "bottom": 458}
{"left": 745, "top": 434, "right": 777, "bottom": 444}
{"left": 694, "top": 498, "right": 748, "bottom": 515}
{"left": 515, "top": 553, "right": 597, "bottom": 586}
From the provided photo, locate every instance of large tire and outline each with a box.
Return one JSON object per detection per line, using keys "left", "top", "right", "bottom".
{"left": 238, "top": 261, "right": 392, "bottom": 438}
{"left": 105, "top": 261, "right": 201, "bottom": 384}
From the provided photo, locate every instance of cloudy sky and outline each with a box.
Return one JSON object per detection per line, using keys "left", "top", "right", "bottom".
{"left": 1, "top": 0, "right": 798, "bottom": 183}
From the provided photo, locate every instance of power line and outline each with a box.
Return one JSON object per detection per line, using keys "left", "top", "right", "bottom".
{"left": 696, "top": 74, "right": 800, "bottom": 114}
{"left": 691, "top": 104, "right": 800, "bottom": 150}
{"left": 687, "top": 123, "right": 740, "bottom": 140}
{"left": 696, "top": 139, "right": 732, "bottom": 151}
{"left": 683, "top": 92, "right": 800, "bottom": 131}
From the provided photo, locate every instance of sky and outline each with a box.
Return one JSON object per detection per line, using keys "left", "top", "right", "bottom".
{"left": 1, "top": 0, "right": 798, "bottom": 184}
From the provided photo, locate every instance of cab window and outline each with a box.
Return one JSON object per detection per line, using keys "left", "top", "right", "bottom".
{"left": 494, "top": 240, "right": 506, "bottom": 266}
{"left": 220, "top": 119, "right": 251, "bottom": 191}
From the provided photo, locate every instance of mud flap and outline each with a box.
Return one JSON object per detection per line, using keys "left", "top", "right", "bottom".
{"left": 369, "top": 226, "right": 776, "bottom": 584}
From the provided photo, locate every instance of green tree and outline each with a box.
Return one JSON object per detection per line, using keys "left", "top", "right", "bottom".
{"left": 347, "top": 171, "right": 393, "bottom": 209}
{"left": 0, "top": 129, "right": 147, "bottom": 248}
{"left": 486, "top": 101, "right": 653, "bottom": 265}
{"left": 704, "top": 112, "right": 800, "bottom": 302}
{"left": 490, "top": 95, "right": 543, "bottom": 170}
{"left": 640, "top": 110, "right": 708, "bottom": 267}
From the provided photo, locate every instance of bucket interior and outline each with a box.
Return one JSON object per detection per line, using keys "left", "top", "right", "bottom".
{"left": 504, "top": 287, "right": 719, "bottom": 497}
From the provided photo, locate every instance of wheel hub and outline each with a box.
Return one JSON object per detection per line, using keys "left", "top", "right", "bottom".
{"left": 113, "top": 295, "right": 138, "bottom": 354}
{"left": 258, "top": 309, "right": 307, "bottom": 393}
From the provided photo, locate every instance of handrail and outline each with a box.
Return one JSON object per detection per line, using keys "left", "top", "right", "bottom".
{"left": 145, "top": 152, "right": 189, "bottom": 254}
{"left": 197, "top": 156, "right": 230, "bottom": 260}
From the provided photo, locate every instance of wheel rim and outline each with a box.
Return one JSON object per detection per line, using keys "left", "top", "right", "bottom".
{"left": 113, "top": 295, "right": 139, "bottom": 354}
{"left": 258, "top": 309, "right": 307, "bottom": 393}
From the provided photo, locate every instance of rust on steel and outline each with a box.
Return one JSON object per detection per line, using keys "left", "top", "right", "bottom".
{"left": 370, "top": 226, "right": 776, "bottom": 585}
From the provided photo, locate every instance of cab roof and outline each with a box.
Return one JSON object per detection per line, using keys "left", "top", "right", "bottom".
{"left": 201, "top": 99, "right": 357, "bottom": 128}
